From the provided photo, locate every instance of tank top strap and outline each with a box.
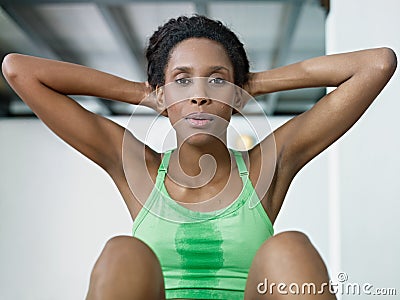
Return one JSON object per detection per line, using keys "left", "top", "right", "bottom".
{"left": 231, "top": 149, "right": 249, "bottom": 183}
{"left": 156, "top": 149, "right": 173, "bottom": 186}
{"left": 158, "top": 149, "right": 249, "bottom": 183}
{"left": 159, "top": 150, "right": 173, "bottom": 172}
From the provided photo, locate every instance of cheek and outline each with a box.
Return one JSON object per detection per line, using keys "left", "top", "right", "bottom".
{"left": 218, "top": 104, "right": 233, "bottom": 120}
{"left": 164, "top": 82, "right": 189, "bottom": 108}
{"left": 166, "top": 103, "right": 183, "bottom": 125}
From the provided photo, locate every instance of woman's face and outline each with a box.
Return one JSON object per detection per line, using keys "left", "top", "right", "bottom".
{"left": 162, "top": 38, "right": 238, "bottom": 145}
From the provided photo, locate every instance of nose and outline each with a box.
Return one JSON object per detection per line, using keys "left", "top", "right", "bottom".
{"left": 189, "top": 78, "right": 211, "bottom": 106}
{"left": 191, "top": 97, "right": 211, "bottom": 106}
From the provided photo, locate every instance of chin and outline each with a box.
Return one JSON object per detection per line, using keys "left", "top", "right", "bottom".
{"left": 181, "top": 132, "right": 214, "bottom": 145}
{"left": 178, "top": 131, "right": 225, "bottom": 148}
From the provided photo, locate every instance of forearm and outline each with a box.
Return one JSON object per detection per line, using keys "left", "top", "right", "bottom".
{"left": 2, "top": 53, "right": 149, "bottom": 105}
{"left": 250, "top": 47, "right": 397, "bottom": 96}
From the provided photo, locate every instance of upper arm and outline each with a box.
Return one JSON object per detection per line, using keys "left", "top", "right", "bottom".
{"left": 274, "top": 47, "right": 397, "bottom": 175}
{"left": 2, "top": 55, "right": 140, "bottom": 173}
{"left": 250, "top": 47, "right": 396, "bottom": 220}
{"left": 20, "top": 81, "right": 126, "bottom": 171}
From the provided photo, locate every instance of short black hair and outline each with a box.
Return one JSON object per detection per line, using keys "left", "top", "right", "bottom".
{"left": 145, "top": 15, "right": 249, "bottom": 89}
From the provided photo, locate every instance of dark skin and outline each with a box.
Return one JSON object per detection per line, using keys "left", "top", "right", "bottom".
{"left": 2, "top": 38, "right": 397, "bottom": 299}
{"left": 158, "top": 39, "right": 245, "bottom": 212}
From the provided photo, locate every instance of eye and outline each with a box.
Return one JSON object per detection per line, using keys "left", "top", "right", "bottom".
{"left": 209, "top": 77, "right": 226, "bottom": 85}
{"left": 175, "top": 78, "right": 192, "bottom": 85}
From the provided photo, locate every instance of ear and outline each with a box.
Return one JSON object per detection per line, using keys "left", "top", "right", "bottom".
{"left": 155, "top": 86, "right": 168, "bottom": 116}
{"left": 233, "top": 86, "right": 245, "bottom": 112}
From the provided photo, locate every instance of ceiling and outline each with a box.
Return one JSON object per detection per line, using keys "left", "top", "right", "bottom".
{"left": 0, "top": 0, "right": 328, "bottom": 117}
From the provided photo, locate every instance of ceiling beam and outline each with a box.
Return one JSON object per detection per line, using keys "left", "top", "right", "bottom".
{"left": 1, "top": 5, "right": 113, "bottom": 115}
{"left": 264, "top": 1, "right": 303, "bottom": 115}
{"left": 0, "top": 0, "right": 312, "bottom": 5}
{"left": 320, "top": 0, "right": 330, "bottom": 14}
{"left": 194, "top": 1, "right": 208, "bottom": 16}
{"left": 1, "top": 5, "right": 85, "bottom": 63}
{"left": 97, "top": 4, "right": 146, "bottom": 75}
{"left": 1, "top": 5, "right": 63, "bottom": 117}
{"left": 96, "top": 4, "right": 146, "bottom": 114}
{"left": 1, "top": 5, "right": 60, "bottom": 60}
{"left": 0, "top": 77, "right": 12, "bottom": 117}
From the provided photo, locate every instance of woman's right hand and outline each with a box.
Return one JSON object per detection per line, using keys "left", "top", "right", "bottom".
{"left": 137, "top": 82, "right": 168, "bottom": 116}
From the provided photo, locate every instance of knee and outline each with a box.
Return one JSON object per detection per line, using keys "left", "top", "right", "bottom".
{"left": 274, "top": 230, "right": 311, "bottom": 245}
{"left": 262, "top": 230, "right": 311, "bottom": 250}
{"left": 87, "top": 236, "right": 165, "bottom": 299}
{"left": 102, "top": 235, "right": 156, "bottom": 260}
{"left": 91, "top": 236, "right": 161, "bottom": 277}
{"left": 255, "top": 231, "right": 317, "bottom": 266}
{"left": 245, "top": 232, "right": 334, "bottom": 299}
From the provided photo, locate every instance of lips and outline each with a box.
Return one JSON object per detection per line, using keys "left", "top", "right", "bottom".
{"left": 185, "top": 112, "right": 214, "bottom": 127}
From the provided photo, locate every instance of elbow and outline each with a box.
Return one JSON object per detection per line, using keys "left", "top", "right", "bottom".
{"left": 1, "top": 53, "right": 23, "bottom": 82}
{"left": 374, "top": 47, "right": 397, "bottom": 76}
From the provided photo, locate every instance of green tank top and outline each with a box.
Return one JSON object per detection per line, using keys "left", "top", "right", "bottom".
{"left": 132, "top": 149, "right": 274, "bottom": 300}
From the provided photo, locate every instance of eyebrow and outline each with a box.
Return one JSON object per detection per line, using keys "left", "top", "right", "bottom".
{"left": 172, "top": 66, "right": 230, "bottom": 73}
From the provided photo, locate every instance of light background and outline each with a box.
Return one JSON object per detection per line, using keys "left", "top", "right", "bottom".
{"left": 0, "top": 0, "right": 399, "bottom": 299}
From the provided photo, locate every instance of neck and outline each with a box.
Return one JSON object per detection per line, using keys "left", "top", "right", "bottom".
{"left": 169, "top": 136, "right": 232, "bottom": 188}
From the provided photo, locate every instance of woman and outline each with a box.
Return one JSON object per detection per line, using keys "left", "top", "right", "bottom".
{"left": 2, "top": 15, "right": 396, "bottom": 300}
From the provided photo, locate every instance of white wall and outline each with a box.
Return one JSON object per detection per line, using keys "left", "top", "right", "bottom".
{"left": 0, "top": 119, "right": 131, "bottom": 300}
{"left": 326, "top": 0, "right": 400, "bottom": 298}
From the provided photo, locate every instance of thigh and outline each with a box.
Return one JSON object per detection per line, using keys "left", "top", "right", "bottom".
{"left": 87, "top": 235, "right": 166, "bottom": 300}
{"left": 244, "top": 231, "right": 336, "bottom": 300}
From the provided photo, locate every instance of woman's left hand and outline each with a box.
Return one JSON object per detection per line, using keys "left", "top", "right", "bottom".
{"left": 243, "top": 72, "right": 258, "bottom": 96}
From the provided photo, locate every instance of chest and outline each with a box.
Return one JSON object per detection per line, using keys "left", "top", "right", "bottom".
{"left": 133, "top": 200, "right": 273, "bottom": 273}
{"left": 163, "top": 169, "right": 244, "bottom": 212}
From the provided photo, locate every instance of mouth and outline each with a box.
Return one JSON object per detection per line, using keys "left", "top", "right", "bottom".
{"left": 185, "top": 112, "right": 214, "bottom": 128}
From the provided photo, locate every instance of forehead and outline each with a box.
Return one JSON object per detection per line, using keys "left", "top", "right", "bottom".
{"left": 166, "top": 38, "right": 233, "bottom": 71}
